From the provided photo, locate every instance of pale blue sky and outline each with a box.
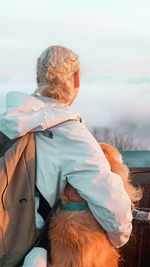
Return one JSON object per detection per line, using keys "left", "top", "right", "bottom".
{"left": 0, "top": 0, "right": 150, "bottom": 127}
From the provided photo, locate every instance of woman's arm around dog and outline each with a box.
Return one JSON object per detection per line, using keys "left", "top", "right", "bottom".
{"left": 60, "top": 120, "right": 132, "bottom": 248}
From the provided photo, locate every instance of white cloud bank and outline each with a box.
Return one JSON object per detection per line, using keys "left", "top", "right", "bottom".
{"left": 71, "top": 75, "right": 150, "bottom": 127}
{"left": 1, "top": 75, "right": 150, "bottom": 130}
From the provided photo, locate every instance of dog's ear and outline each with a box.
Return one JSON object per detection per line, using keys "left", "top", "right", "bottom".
{"left": 110, "top": 162, "right": 129, "bottom": 181}
{"left": 99, "top": 142, "right": 142, "bottom": 208}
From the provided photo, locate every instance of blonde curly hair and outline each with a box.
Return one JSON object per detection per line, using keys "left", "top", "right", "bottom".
{"left": 34, "top": 46, "right": 80, "bottom": 104}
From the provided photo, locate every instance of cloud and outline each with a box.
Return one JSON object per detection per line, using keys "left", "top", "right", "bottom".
{"left": 0, "top": 74, "right": 150, "bottom": 132}
{"left": 71, "top": 75, "right": 150, "bottom": 127}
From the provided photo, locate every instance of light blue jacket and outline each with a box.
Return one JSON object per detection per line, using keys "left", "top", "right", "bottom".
{"left": 0, "top": 92, "right": 132, "bottom": 266}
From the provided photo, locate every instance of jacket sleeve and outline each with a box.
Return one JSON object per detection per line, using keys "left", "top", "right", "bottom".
{"left": 61, "top": 122, "right": 132, "bottom": 248}
{"left": 23, "top": 247, "right": 47, "bottom": 267}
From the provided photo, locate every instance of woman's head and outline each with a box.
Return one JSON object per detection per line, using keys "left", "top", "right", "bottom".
{"left": 35, "top": 46, "right": 80, "bottom": 105}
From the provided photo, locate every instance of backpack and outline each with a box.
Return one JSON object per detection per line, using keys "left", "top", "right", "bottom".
{"left": 0, "top": 132, "right": 47, "bottom": 267}
{"left": 0, "top": 117, "right": 81, "bottom": 266}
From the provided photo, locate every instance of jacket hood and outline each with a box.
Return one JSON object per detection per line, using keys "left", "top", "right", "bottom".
{"left": 0, "top": 91, "right": 80, "bottom": 139}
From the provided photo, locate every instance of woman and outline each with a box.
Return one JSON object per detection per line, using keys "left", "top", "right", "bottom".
{"left": 0, "top": 46, "right": 132, "bottom": 266}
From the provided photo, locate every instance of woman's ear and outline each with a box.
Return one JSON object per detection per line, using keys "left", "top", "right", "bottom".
{"left": 74, "top": 72, "right": 80, "bottom": 88}
{"left": 36, "top": 76, "right": 40, "bottom": 85}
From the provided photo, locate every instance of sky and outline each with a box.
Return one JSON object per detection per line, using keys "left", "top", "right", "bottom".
{"left": 0, "top": 0, "right": 150, "bottom": 129}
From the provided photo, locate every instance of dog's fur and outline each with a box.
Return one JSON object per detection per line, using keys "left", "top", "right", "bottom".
{"left": 48, "top": 143, "right": 142, "bottom": 267}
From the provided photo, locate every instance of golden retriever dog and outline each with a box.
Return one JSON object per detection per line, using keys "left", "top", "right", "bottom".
{"left": 48, "top": 143, "right": 142, "bottom": 267}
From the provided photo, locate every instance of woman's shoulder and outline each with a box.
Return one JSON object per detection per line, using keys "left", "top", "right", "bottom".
{"left": 35, "top": 117, "right": 100, "bottom": 157}
{"left": 56, "top": 119, "right": 100, "bottom": 151}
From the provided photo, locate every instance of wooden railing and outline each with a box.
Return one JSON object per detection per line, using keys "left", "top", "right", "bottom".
{"left": 119, "top": 167, "right": 150, "bottom": 267}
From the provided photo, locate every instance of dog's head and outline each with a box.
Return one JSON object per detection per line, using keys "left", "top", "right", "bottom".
{"left": 100, "top": 142, "right": 123, "bottom": 164}
{"left": 100, "top": 142, "right": 129, "bottom": 178}
{"left": 99, "top": 142, "right": 142, "bottom": 208}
